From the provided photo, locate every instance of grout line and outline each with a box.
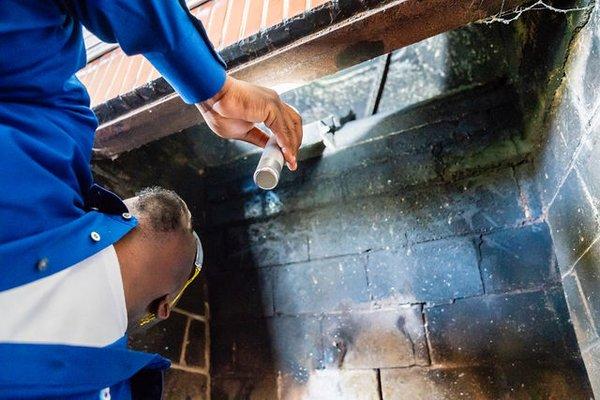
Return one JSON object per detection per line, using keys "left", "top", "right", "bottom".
{"left": 573, "top": 271, "right": 600, "bottom": 339}
{"left": 420, "top": 304, "right": 433, "bottom": 366}
{"left": 179, "top": 316, "right": 192, "bottom": 365}
{"left": 376, "top": 369, "right": 384, "bottom": 400}
{"left": 511, "top": 166, "right": 533, "bottom": 220}
{"left": 93, "top": 53, "right": 117, "bottom": 104}
{"left": 221, "top": 0, "right": 234, "bottom": 48}
{"left": 364, "top": 252, "right": 374, "bottom": 301}
{"left": 561, "top": 230, "right": 600, "bottom": 279}
{"left": 210, "top": 216, "right": 549, "bottom": 275}
{"left": 283, "top": 0, "right": 290, "bottom": 19}
{"left": 261, "top": 0, "right": 270, "bottom": 30}
{"left": 170, "top": 363, "right": 209, "bottom": 375}
{"left": 576, "top": 168, "right": 600, "bottom": 216}
{"left": 545, "top": 131, "right": 590, "bottom": 211}
{"left": 579, "top": 335, "right": 600, "bottom": 354}
{"left": 172, "top": 307, "right": 208, "bottom": 322}
{"left": 118, "top": 57, "right": 135, "bottom": 95}
{"left": 476, "top": 234, "right": 487, "bottom": 295}
{"left": 212, "top": 284, "right": 563, "bottom": 323}
{"left": 240, "top": 0, "right": 251, "bottom": 39}
{"left": 206, "top": 0, "right": 217, "bottom": 43}
{"left": 103, "top": 52, "right": 125, "bottom": 102}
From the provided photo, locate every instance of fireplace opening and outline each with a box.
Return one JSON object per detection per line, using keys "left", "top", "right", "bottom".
{"left": 91, "top": 3, "right": 600, "bottom": 399}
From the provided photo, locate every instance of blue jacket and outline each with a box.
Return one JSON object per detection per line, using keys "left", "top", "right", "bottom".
{"left": 0, "top": 0, "right": 225, "bottom": 398}
{"left": 0, "top": 336, "right": 170, "bottom": 399}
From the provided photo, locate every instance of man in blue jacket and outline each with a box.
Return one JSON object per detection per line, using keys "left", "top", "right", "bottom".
{"left": 0, "top": 0, "right": 302, "bottom": 398}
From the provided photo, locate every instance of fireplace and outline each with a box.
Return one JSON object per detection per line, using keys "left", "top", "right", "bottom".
{"left": 94, "top": 3, "right": 600, "bottom": 398}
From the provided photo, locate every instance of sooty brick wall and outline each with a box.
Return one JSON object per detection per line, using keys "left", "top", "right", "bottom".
{"left": 92, "top": 8, "right": 597, "bottom": 399}
{"left": 529, "top": 2, "right": 600, "bottom": 396}
{"left": 196, "top": 79, "right": 589, "bottom": 399}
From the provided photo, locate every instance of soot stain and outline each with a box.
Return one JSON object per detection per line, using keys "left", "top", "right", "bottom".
{"left": 335, "top": 40, "right": 385, "bottom": 69}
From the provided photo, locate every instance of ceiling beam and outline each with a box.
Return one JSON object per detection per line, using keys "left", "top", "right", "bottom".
{"left": 93, "top": 0, "right": 526, "bottom": 158}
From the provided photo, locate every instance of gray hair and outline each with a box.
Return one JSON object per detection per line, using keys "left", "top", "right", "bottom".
{"left": 130, "top": 187, "right": 192, "bottom": 233}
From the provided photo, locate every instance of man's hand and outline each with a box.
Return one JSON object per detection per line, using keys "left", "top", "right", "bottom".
{"left": 196, "top": 76, "right": 302, "bottom": 171}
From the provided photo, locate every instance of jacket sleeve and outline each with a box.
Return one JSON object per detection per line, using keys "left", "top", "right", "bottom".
{"left": 70, "top": 0, "right": 227, "bottom": 103}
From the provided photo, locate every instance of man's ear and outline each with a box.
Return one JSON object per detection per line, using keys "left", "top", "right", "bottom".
{"left": 156, "top": 295, "right": 171, "bottom": 320}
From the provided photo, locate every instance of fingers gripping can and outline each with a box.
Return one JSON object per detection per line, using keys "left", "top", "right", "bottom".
{"left": 254, "top": 135, "right": 284, "bottom": 190}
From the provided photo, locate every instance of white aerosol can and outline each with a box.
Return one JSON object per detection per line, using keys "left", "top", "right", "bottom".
{"left": 254, "top": 135, "right": 284, "bottom": 190}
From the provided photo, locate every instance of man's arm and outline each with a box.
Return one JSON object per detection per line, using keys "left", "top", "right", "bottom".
{"left": 71, "top": 0, "right": 302, "bottom": 170}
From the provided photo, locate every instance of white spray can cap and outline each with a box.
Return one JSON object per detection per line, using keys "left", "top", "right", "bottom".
{"left": 254, "top": 135, "right": 284, "bottom": 190}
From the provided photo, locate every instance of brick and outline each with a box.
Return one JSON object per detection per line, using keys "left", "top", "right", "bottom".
{"left": 514, "top": 162, "right": 543, "bottom": 220}
{"left": 581, "top": 339, "right": 600, "bottom": 397}
{"left": 214, "top": 370, "right": 379, "bottom": 400}
{"left": 212, "top": 319, "right": 274, "bottom": 374}
{"left": 184, "top": 319, "right": 208, "bottom": 368}
{"left": 208, "top": 268, "right": 274, "bottom": 320}
{"left": 535, "top": 88, "right": 586, "bottom": 207}
{"left": 267, "top": 315, "right": 323, "bottom": 373}
{"left": 287, "top": 0, "right": 307, "bottom": 18}
{"left": 129, "top": 311, "right": 187, "bottom": 361}
{"left": 378, "top": 26, "right": 511, "bottom": 115}
{"left": 367, "top": 238, "right": 482, "bottom": 303}
{"left": 534, "top": 134, "right": 572, "bottom": 209}
{"left": 306, "top": 195, "right": 409, "bottom": 258}
{"left": 380, "top": 363, "right": 593, "bottom": 400}
{"left": 222, "top": 0, "right": 244, "bottom": 47}
{"left": 266, "top": 0, "right": 284, "bottom": 28}
{"left": 404, "top": 168, "right": 525, "bottom": 243}
{"left": 562, "top": 272, "right": 598, "bottom": 347}
{"left": 572, "top": 238, "right": 600, "bottom": 332}
{"left": 104, "top": 52, "right": 129, "bottom": 101}
{"left": 207, "top": 0, "right": 228, "bottom": 47}
{"left": 285, "top": 369, "right": 380, "bottom": 400}
{"left": 273, "top": 255, "right": 369, "bottom": 314}
{"left": 298, "top": 136, "right": 394, "bottom": 181}
{"left": 117, "top": 56, "right": 137, "bottom": 96}
{"left": 267, "top": 175, "right": 344, "bottom": 214}
{"left": 306, "top": 168, "right": 524, "bottom": 259}
{"left": 341, "top": 153, "right": 438, "bottom": 199}
{"left": 425, "top": 288, "right": 582, "bottom": 366}
{"left": 549, "top": 84, "right": 586, "bottom": 151}
{"left": 575, "top": 124, "right": 600, "bottom": 207}
{"left": 436, "top": 125, "right": 521, "bottom": 182}
{"left": 242, "top": 0, "right": 264, "bottom": 37}
{"left": 480, "top": 223, "right": 559, "bottom": 293}
{"left": 164, "top": 369, "right": 208, "bottom": 400}
{"left": 135, "top": 58, "right": 155, "bottom": 87}
{"left": 579, "top": 19, "right": 600, "bottom": 111}
{"left": 212, "top": 375, "right": 277, "bottom": 400}
{"left": 225, "top": 215, "right": 309, "bottom": 267}
{"left": 322, "top": 306, "right": 428, "bottom": 369}
{"left": 547, "top": 167, "right": 600, "bottom": 273}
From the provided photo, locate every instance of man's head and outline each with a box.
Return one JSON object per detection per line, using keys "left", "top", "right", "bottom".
{"left": 114, "top": 187, "right": 198, "bottom": 332}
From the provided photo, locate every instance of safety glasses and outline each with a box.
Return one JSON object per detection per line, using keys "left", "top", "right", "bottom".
{"left": 138, "top": 231, "right": 203, "bottom": 327}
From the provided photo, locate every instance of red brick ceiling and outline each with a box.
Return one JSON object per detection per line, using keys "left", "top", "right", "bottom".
{"left": 77, "top": 0, "right": 329, "bottom": 107}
